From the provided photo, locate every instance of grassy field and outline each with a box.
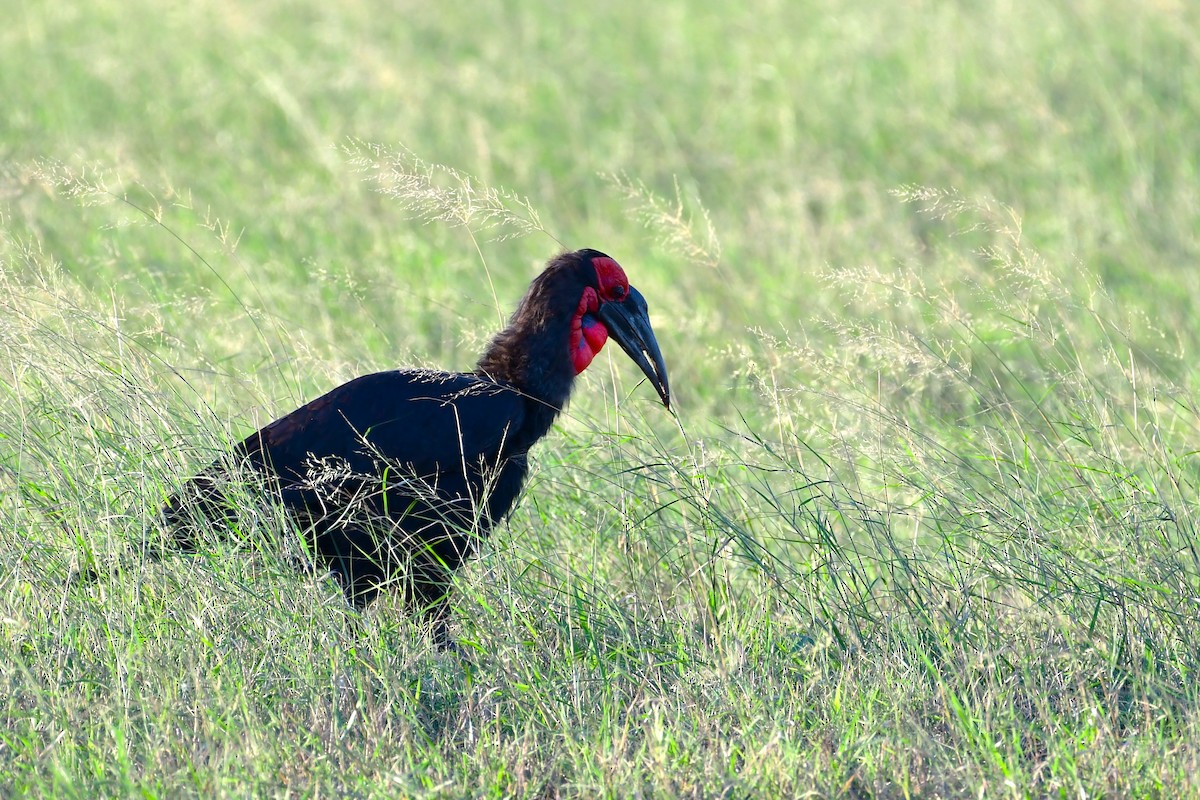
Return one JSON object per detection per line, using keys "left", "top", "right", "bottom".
{"left": 3, "top": 0, "right": 1200, "bottom": 796}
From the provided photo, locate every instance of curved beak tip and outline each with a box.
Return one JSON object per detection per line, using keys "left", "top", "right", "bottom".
{"left": 596, "top": 285, "right": 671, "bottom": 412}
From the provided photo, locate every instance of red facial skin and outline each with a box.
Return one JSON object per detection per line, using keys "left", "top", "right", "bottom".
{"left": 570, "top": 257, "right": 630, "bottom": 375}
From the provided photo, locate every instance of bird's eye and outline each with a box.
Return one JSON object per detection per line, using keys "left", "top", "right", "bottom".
{"left": 612, "top": 285, "right": 627, "bottom": 300}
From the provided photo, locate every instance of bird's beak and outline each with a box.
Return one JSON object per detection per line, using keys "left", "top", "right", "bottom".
{"left": 596, "top": 285, "right": 671, "bottom": 409}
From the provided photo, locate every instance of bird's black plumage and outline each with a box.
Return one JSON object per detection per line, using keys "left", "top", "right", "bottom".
{"left": 156, "top": 248, "right": 670, "bottom": 641}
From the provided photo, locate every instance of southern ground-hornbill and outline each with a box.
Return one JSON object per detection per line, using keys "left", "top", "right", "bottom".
{"left": 152, "top": 248, "right": 669, "bottom": 641}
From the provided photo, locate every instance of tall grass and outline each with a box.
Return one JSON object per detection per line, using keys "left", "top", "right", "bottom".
{"left": 3, "top": 0, "right": 1200, "bottom": 796}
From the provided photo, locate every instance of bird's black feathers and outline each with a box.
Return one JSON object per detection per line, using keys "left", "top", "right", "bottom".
{"left": 146, "top": 248, "right": 669, "bottom": 644}
{"left": 245, "top": 369, "right": 526, "bottom": 483}
{"left": 162, "top": 370, "right": 532, "bottom": 624}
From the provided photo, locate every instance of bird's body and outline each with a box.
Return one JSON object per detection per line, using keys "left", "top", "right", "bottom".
{"left": 165, "top": 370, "right": 535, "bottom": 618}
{"left": 158, "top": 249, "right": 669, "bottom": 640}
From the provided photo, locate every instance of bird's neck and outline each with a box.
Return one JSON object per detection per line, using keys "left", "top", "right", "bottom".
{"left": 475, "top": 316, "right": 576, "bottom": 439}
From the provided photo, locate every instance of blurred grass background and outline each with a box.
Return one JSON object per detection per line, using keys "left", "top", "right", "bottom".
{"left": 2, "top": 0, "right": 1199, "bottom": 796}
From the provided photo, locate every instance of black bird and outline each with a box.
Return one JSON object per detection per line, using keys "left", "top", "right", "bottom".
{"left": 159, "top": 248, "right": 669, "bottom": 640}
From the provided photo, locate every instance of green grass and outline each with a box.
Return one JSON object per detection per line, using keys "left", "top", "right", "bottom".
{"left": 3, "top": 0, "right": 1200, "bottom": 796}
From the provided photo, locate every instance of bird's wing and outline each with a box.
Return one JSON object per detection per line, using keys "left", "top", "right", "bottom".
{"left": 242, "top": 370, "right": 527, "bottom": 482}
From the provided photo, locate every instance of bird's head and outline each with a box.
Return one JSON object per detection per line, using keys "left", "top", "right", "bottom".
{"left": 568, "top": 249, "right": 670, "bottom": 409}
{"left": 482, "top": 248, "right": 670, "bottom": 411}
